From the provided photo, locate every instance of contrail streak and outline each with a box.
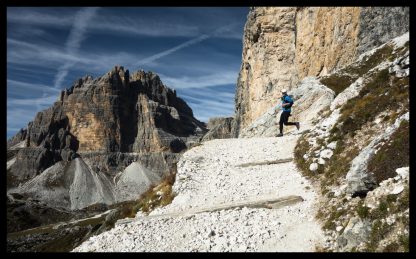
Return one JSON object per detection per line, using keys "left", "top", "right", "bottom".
{"left": 53, "top": 7, "right": 99, "bottom": 89}
{"left": 135, "top": 22, "right": 239, "bottom": 67}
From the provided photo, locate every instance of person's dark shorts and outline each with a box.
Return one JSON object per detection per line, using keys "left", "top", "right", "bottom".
{"left": 279, "top": 111, "right": 291, "bottom": 124}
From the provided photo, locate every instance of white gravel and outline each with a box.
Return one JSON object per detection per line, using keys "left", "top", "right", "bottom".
{"left": 73, "top": 136, "right": 324, "bottom": 252}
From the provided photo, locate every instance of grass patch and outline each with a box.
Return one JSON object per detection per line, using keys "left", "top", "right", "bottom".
{"left": 323, "top": 140, "right": 359, "bottom": 185}
{"left": 323, "top": 207, "right": 345, "bottom": 231}
{"left": 399, "top": 234, "right": 409, "bottom": 252}
{"left": 320, "top": 43, "right": 398, "bottom": 97}
{"left": 294, "top": 134, "right": 313, "bottom": 177}
{"left": 396, "top": 185, "right": 409, "bottom": 212}
{"left": 320, "top": 74, "right": 356, "bottom": 96}
{"left": 356, "top": 201, "right": 370, "bottom": 219}
{"left": 345, "top": 44, "right": 394, "bottom": 77}
{"left": 316, "top": 137, "right": 325, "bottom": 147}
{"left": 365, "top": 219, "right": 391, "bottom": 251}
{"left": 367, "top": 120, "right": 409, "bottom": 184}
{"left": 323, "top": 220, "right": 336, "bottom": 231}
{"left": 383, "top": 242, "right": 400, "bottom": 252}
{"left": 135, "top": 172, "right": 176, "bottom": 214}
{"left": 320, "top": 74, "right": 357, "bottom": 96}
{"left": 369, "top": 201, "right": 389, "bottom": 220}
{"left": 331, "top": 68, "right": 408, "bottom": 141}
{"left": 337, "top": 69, "right": 389, "bottom": 136}
{"left": 386, "top": 194, "right": 397, "bottom": 203}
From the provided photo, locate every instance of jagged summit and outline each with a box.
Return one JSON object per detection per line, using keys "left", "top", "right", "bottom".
{"left": 8, "top": 65, "right": 205, "bottom": 152}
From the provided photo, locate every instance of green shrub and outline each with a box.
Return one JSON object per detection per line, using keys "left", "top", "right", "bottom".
{"left": 323, "top": 140, "right": 359, "bottom": 185}
{"left": 399, "top": 234, "right": 409, "bottom": 252}
{"left": 294, "top": 134, "right": 313, "bottom": 177}
{"left": 386, "top": 194, "right": 397, "bottom": 203}
{"left": 397, "top": 186, "right": 409, "bottom": 211}
{"left": 370, "top": 201, "right": 389, "bottom": 220}
{"left": 366, "top": 220, "right": 391, "bottom": 251}
{"left": 356, "top": 201, "right": 369, "bottom": 219}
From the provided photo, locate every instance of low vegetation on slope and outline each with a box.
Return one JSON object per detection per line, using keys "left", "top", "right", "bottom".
{"left": 7, "top": 168, "right": 177, "bottom": 252}
{"left": 294, "top": 36, "right": 409, "bottom": 252}
{"left": 366, "top": 120, "right": 409, "bottom": 184}
{"left": 319, "top": 40, "right": 408, "bottom": 96}
{"left": 125, "top": 171, "right": 176, "bottom": 215}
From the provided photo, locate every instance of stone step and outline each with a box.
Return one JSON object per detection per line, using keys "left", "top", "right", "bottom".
{"left": 236, "top": 158, "right": 293, "bottom": 167}
{"left": 116, "top": 195, "right": 304, "bottom": 226}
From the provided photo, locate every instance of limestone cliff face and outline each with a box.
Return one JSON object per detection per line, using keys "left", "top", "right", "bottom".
{"left": 61, "top": 67, "right": 204, "bottom": 153}
{"left": 232, "top": 7, "right": 409, "bottom": 136}
{"left": 295, "top": 7, "right": 361, "bottom": 79}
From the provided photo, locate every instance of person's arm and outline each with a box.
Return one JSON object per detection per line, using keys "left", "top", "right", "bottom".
{"left": 282, "top": 96, "right": 293, "bottom": 107}
{"left": 281, "top": 96, "right": 290, "bottom": 107}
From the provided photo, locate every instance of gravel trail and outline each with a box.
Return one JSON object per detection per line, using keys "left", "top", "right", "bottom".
{"left": 73, "top": 135, "right": 324, "bottom": 252}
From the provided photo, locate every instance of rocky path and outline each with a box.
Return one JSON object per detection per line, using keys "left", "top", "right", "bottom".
{"left": 73, "top": 135, "right": 324, "bottom": 252}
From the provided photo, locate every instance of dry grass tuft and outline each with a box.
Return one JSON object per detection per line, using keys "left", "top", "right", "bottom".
{"left": 367, "top": 120, "right": 409, "bottom": 184}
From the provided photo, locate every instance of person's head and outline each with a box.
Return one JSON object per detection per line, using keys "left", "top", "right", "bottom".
{"left": 281, "top": 89, "right": 287, "bottom": 96}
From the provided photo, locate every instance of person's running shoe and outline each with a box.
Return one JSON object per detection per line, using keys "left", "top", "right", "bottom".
{"left": 296, "top": 122, "right": 300, "bottom": 130}
{"left": 277, "top": 133, "right": 283, "bottom": 137}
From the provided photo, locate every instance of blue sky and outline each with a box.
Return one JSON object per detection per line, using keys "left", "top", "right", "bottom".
{"left": 7, "top": 7, "right": 248, "bottom": 139}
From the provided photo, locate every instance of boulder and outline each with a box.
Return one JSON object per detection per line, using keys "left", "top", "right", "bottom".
{"left": 309, "top": 163, "right": 318, "bottom": 172}
{"left": 320, "top": 149, "right": 334, "bottom": 159}
{"left": 327, "top": 141, "right": 337, "bottom": 150}
{"left": 336, "top": 217, "right": 372, "bottom": 251}
{"left": 395, "top": 167, "right": 409, "bottom": 179}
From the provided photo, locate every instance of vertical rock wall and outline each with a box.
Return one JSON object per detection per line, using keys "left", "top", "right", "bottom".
{"left": 232, "top": 7, "right": 409, "bottom": 137}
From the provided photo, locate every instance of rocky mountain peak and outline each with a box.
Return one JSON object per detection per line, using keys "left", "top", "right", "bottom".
{"left": 7, "top": 65, "right": 206, "bottom": 208}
